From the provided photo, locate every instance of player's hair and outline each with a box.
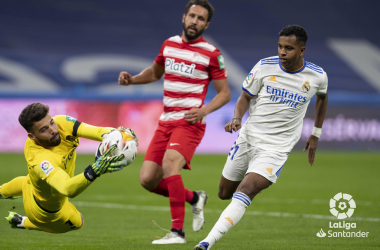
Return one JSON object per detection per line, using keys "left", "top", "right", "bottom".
{"left": 19, "top": 103, "right": 50, "bottom": 132}
{"left": 184, "top": 0, "right": 215, "bottom": 22}
{"left": 279, "top": 25, "right": 308, "bottom": 44}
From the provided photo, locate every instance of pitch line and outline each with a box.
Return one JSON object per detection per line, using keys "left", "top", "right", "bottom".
{"left": 72, "top": 201, "right": 380, "bottom": 222}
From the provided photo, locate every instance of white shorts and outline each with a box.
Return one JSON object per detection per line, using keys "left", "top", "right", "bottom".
{"left": 222, "top": 136, "right": 289, "bottom": 183}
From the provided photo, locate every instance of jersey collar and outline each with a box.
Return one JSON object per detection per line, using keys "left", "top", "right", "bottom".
{"left": 279, "top": 59, "right": 306, "bottom": 74}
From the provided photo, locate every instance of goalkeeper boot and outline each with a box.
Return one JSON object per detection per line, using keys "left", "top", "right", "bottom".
{"left": 192, "top": 190, "right": 208, "bottom": 231}
{"left": 5, "top": 211, "right": 26, "bottom": 229}
{"left": 194, "top": 242, "right": 210, "bottom": 250}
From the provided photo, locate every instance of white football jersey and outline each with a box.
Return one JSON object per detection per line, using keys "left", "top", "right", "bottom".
{"left": 239, "top": 56, "right": 328, "bottom": 152}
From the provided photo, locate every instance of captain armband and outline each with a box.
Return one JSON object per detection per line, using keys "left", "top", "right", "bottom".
{"left": 312, "top": 127, "right": 322, "bottom": 138}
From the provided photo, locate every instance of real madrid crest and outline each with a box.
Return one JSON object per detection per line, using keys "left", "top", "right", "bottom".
{"left": 302, "top": 81, "right": 310, "bottom": 93}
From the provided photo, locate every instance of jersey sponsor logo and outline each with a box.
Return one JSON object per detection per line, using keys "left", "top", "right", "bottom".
{"left": 247, "top": 72, "right": 254, "bottom": 82}
{"left": 266, "top": 85, "right": 307, "bottom": 108}
{"left": 170, "top": 143, "right": 180, "bottom": 146}
{"left": 268, "top": 76, "right": 277, "bottom": 82}
{"left": 217, "top": 55, "right": 225, "bottom": 69}
{"left": 165, "top": 58, "right": 195, "bottom": 76}
{"left": 302, "top": 81, "right": 311, "bottom": 93}
{"left": 66, "top": 116, "right": 77, "bottom": 123}
{"left": 40, "top": 160, "right": 54, "bottom": 176}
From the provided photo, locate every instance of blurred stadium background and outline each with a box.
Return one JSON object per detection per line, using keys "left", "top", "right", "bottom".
{"left": 0, "top": 0, "right": 379, "bottom": 153}
{"left": 0, "top": 1, "right": 379, "bottom": 249}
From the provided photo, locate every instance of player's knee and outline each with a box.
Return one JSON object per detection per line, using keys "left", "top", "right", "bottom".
{"left": 218, "top": 187, "right": 233, "bottom": 200}
{"left": 139, "top": 175, "right": 155, "bottom": 191}
{"left": 218, "top": 190, "right": 233, "bottom": 200}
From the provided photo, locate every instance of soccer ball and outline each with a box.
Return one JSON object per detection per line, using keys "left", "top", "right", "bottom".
{"left": 101, "top": 130, "right": 138, "bottom": 165}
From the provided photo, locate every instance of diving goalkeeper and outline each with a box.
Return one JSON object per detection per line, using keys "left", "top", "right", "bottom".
{"left": 0, "top": 102, "right": 137, "bottom": 233}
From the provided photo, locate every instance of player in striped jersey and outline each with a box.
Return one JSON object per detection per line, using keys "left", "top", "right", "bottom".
{"left": 118, "top": 0, "right": 230, "bottom": 244}
{"left": 195, "top": 25, "right": 329, "bottom": 249}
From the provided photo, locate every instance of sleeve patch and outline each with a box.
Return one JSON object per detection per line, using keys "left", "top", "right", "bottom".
{"left": 217, "top": 55, "right": 225, "bottom": 70}
{"left": 40, "top": 161, "right": 55, "bottom": 176}
{"left": 66, "top": 116, "right": 77, "bottom": 123}
{"left": 247, "top": 72, "right": 254, "bottom": 82}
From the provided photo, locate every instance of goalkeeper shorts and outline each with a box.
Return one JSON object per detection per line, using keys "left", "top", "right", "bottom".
{"left": 22, "top": 176, "right": 83, "bottom": 233}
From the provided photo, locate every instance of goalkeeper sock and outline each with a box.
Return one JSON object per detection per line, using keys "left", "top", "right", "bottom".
{"left": 0, "top": 177, "right": 26, "bottom": 197}
{"left": 166, "top": 175, "right": 185, "bottom": 230}
{"left": 202, "top": 192, "right": 251, "bottom": 247}
{"left": 152, "top": 178, "right": 195, "bottom": 204}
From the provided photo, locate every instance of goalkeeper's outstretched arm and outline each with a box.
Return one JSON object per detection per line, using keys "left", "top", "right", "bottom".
{"left": 46, "top": 145, "right": 126, "bottom": 198}
{"left": 77, "top": 123, "right": 114, "bottom": 142}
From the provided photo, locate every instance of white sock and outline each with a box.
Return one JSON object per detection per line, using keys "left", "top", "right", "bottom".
{"left": 18, "top": 216, "right": 27, "bottom": 228}
{"left": 202, "top": 192, "right": 251, "bottom": 248}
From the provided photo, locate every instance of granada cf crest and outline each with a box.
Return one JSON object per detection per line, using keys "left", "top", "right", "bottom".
{"left": 302, "top": 81, "right": 311, "bottom": 92}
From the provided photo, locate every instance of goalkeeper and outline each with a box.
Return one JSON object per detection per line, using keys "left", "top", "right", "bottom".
{"left": 0, "top": 102, "right": 137, "bottom": 233}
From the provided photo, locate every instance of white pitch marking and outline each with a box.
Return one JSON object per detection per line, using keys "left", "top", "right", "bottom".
{"left": 72, "top": 201, "right": 380, "bottom": 222}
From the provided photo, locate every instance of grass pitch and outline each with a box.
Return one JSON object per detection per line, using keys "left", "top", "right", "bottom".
{"left": 0, "top": 151, "right": 379, "bottom": 249}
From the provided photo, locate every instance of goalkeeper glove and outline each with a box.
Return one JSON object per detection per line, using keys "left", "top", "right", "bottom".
{"left": 84, "top": 145, "right": 126, "bottom": 181}
{"left": 117, "top": 126, "right": 139, "bottom": 146}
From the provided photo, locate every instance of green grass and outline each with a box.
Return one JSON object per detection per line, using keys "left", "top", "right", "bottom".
{"left": 1, "top": 151, "right": 379, "bottom": 249}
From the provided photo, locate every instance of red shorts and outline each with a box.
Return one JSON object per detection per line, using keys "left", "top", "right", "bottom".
{"left": 144, "top": 119, "right": 205, "bottom": 169}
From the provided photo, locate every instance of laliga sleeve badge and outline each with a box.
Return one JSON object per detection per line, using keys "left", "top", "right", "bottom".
{"left": 40, "top": 160, "right": 55, "bottom": 176}
{"left": 247, "top": 72, "right": 254, "bottom": 82}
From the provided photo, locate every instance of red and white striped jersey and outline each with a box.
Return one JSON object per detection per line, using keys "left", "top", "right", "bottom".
{"left": 155, "top": 35, "right": 227, "bottom": 125}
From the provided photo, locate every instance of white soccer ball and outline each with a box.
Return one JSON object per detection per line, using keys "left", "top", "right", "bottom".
{"left": 101, "top": 130, "right": 138, "bottom": 165}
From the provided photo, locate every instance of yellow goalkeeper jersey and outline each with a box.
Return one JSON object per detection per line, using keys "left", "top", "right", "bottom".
{"left": 24, "top": 115, "right": 111, "bottom": 212}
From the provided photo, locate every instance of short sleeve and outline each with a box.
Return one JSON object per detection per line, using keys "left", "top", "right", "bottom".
{"left": 242, "top": 61, "right": 262, "bottom": 96}
{"left": 33, "top": 152, "right": 61, "bottom": 182}
{"left": 53, "top": 115, "right": 82, "bottom": 137}
{"left": 154, "top": 41, "right": 166, "bottom": 66}
{"left": 208, "top": 50, "right": 227, "bottom": 80}
{"left": 317, "top": 72, "right": 328, "bottom": 95}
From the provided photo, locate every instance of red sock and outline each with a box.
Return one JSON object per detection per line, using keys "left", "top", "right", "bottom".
{"left": 166, "top": 175, "right": 185, "bottom": 229}
{"left": 152, "top": 178, "right": 194, "bottom": 203}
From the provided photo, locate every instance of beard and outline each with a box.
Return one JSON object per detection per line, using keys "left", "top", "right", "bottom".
{"left": 37, "top": 133, "right": 61, "bottom": 147}
{"left": 183, "top": 23, "right": 205, "bottom": 41}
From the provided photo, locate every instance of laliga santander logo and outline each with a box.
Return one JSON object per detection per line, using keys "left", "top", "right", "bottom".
{"left": 329, "top": 192, "right": 356, "bottom": 219}
{"left": 41, "top": 161, "right": 50, "bottom": 171}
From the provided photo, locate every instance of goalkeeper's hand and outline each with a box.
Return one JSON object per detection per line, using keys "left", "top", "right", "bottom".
{"left": 117, "top": 126, "right": 139, "bottom": 146}
{"left": 84, "top": 145, "right": 126, "bottom": 181}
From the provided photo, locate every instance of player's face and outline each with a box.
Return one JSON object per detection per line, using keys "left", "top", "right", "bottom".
{"left": 29, "top": 114, "right": 61, "bottom": 148}
{"left": 182, "top": 5, "right": 210, "bottom": 41}
{"left": 278, "top": 35, "right": 305, "bottom": 71}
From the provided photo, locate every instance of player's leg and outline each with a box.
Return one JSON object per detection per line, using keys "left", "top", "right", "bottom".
{"left": 195, "top": 173, "right": 271, "bottom": 250}
{"left": 0, "top": 176, "right": 26, "bottom": 199}
{"left": 5, "top": 176, "right": 42, "bottom": 231}
{"left": 218, "top": 176, "right": 240, "bottom": 200}
{"left": 152, "top": 149, "right": 188, "bottom": 244}
{"left": 195, "top": 148, "right": 288, "bottom": 249}
{"left": 140, "top": 160, "right": 164, "bottom": 191}
{"left": 218, "top": 137, "right": 250, "bottom": 200}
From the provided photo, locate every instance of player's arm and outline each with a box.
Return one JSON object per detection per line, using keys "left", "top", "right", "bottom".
{"left": 47, "top": 169, "right": 92, "bottom": 198}
{"left": 304, "top": 93, "right": 328, "bottom": 166}
{"left": 185, "top": 79, "right": 231, "bottom": 124}
{"left": 45, "top": 145, "right": 126, "bottom": 198}
{"left": 118, "top": 61, "right": 165, "bottom": 86}
{"left": 77, "top": 123, "right": 114, "bottom": 142}
{"left": 225, "top": 91, "right": 255, "bottom": 133}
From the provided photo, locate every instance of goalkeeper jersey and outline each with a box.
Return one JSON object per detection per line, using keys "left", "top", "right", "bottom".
{"left": 24, "top": 115, "right": 111, "bottom": 212}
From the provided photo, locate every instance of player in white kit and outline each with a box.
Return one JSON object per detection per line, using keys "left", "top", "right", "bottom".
{"left": 194, "top": 25, "right": 328, "bottom": 249}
